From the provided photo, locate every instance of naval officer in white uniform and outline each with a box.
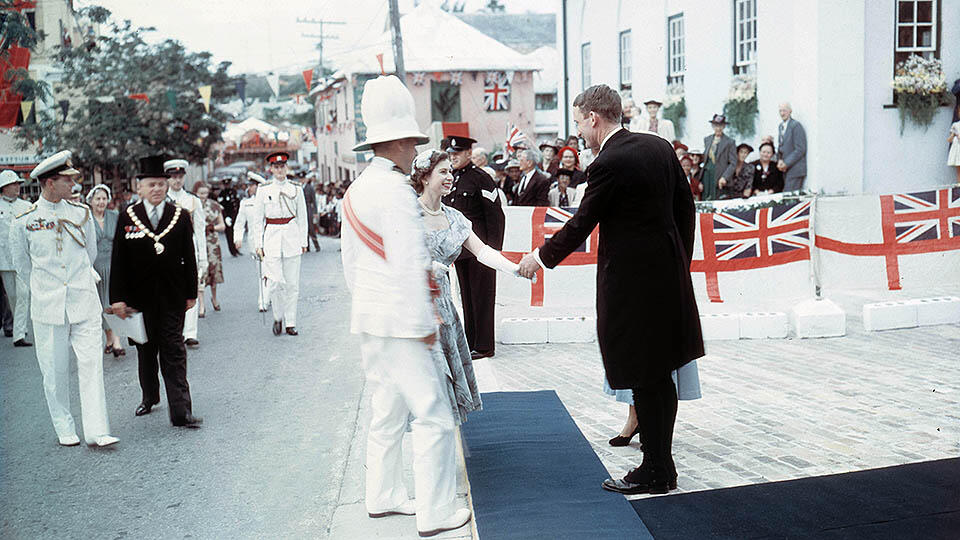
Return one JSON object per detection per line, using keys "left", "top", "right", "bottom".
{"left": 164, "top": 159, "right": 206, "bottom": 348}
{"left": 1, "top": 169, "right": 33, "bottom": 347}
{"left": 9, "top": 151, "right": 118, "bottom": 447}
{"left": 233, "top": 171, "right": 267, "bottom": 312}
{"left": 341, "top": 75, "right": 471, "bottom": 538}
{"left": 252, "top": 152, "right": 307, "bottom": 336}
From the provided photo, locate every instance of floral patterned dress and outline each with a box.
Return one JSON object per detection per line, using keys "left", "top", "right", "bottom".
{"left": 203, "top": 198, "right": 224, "bottom": 285}
{"left": 423, "top": 204, "right": 482, "bottom": 425}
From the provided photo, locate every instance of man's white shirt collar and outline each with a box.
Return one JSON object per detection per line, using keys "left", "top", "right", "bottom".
{"left": 143, "top": 199, "right": 165, "bottom": 217}
{"left": 600, "top": 126, "right": 624, "bottom": 152}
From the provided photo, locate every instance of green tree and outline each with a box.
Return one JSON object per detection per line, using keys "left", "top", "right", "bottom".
{"left": 15, "top": 10, "right": 238, "bottom": 180}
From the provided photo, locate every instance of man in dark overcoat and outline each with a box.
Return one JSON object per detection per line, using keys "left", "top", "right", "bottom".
{"left": 217, "top": 178, "right": 241, "bottom": 256}
{"left": 110, "top": 155, "right": 203, "bottom": 428}
{"left": 441, "top": 136, "right": 505, "bottom": 359}
{"left": 519, "top": 85, "right": 704, "bottom": 494}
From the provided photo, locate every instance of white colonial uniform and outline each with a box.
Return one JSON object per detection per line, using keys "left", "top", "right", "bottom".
{"left": 167, "top": 187, "right": 206, "bottom": 340}
{"left": 9, "top": 197, "right": 111, "bottom": 443}
{"left": 233, "top": 195, "right": 267, "bottom": 311}
{"left": 1, "top": 193, "right": 33, "bottom": 341}
{"left": 341, "top": 156, "right": 457, "bottom": 530}
{"left": 252, "top": 175, "right": 307, "bottom": 327}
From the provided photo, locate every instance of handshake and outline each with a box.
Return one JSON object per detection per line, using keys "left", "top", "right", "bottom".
{"left": 517, "top": 251, "right": 541, "bottom": 279}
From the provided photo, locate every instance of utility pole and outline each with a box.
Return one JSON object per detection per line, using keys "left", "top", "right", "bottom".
{"left": 297, "top": 17, "right": 345, "bottom": 80}
{"left": 387, "top": 0, "right": 406, "bottom": 84}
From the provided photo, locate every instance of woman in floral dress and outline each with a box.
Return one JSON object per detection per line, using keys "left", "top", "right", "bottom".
{"left": 410, "top": 149, "right": 527, "bottom": 424}
{"left": 194, "top": 182, "right": 226, "bottom": 316}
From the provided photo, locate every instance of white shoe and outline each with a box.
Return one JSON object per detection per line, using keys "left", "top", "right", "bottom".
{"left": 418, "top": 508, "right": 471, "bottom": 538}
{"left": 58, "top": 434, "right": 80, "bottom": 446}
{"left": 368, "top": 499, "right": 415, "bottom": 518}
{"left": 92, "top": 435, "right": 120, "bottom": 447}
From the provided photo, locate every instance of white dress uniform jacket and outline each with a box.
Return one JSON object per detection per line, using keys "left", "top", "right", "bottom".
{"left": 251, "top": 177, "right": 308, "bottom": 257}
{"left": 1, "top": 195, "right": 33, "bottom": 340}
{"left": 340, "top": 157, "right": 435, "bottom": 338}
{"left": 167, "top": 188, "right": 205, "bottom": 341}
{"left": 9, "top": 197, "right": 100, "bottom": 324}
{"left": 232, "top": 197, "right": 267, "bottom": 310}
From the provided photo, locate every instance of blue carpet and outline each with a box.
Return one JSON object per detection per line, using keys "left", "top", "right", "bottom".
{"left": 631, "top": 458, "right": 960, "bottom": 539}
{"left": 461, "top": 390, "right": 652, "bottom": 540}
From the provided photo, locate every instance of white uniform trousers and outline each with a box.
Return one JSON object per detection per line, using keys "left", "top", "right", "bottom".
{"left": 360, "top": 334, "right": 457, "bottom": 530}
{"left": 33, "top": 317, "right": 110, "bottom": 443}
{"left": 1, "top": 270, "right": 30, "bottom": 341}
{"left": 256, "top": 262, "right": 267, "bottom": 311}
{"left": 264, "top": 255, "right": 301, "bottom": 326}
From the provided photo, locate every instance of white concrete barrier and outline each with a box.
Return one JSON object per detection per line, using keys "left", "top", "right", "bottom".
{"left": 700, "top": 313, "right": 741, "bottom": 341}
{"left": 547, "top": 316, "right": 596, "bottom": 343}
{"left": 791, "top": 298, "right": 846, "bottom": 338}
{"left": 862, "top": 301, "right": 918, "bottom": 331}
{"left": 739, "top": 312, "right": 789, "bottom": 339}
{"left": 909, "top": 296, "right": 960, "bottom": 327}
{"left": 499, "top": 317, "right": 549, "bottom": 344}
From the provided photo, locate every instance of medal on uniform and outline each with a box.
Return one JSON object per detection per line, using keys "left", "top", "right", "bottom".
{"left": 127, "top": 204, "right": 181, "bottom": 256}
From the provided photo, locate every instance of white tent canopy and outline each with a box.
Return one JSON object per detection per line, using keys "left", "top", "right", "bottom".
{"left": 222, "top": 117, "right": 281, "bottom": 144}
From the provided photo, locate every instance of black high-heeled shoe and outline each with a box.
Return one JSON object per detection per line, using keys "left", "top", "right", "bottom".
{"left": 608, "top": 427, "right": 640, "bottom": 447}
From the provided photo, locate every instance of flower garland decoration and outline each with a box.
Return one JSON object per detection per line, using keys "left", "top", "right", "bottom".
{"left": 890, "top": 54, "right": 949, "bottom": 134}
{"left": 662, "top": 82, "right": 686, "bottom": 138}
{"left": 722, "top": 74, "right": 758, "bottom": 138}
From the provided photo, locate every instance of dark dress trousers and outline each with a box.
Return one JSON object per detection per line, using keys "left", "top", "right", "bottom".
{"left": 218, "top": 187, "right": 241, "bottom": 256}
{"left": 442, "top": 163, "right": 505, "bottom": 355}
{"left": 110, "top": 202, "right": 198, "bottom": 423}
{"left": 512, "top": 169, "right": 551, "bottom": 207}
{"left": 539, "top": 129, "right": 705, "bottom": 389}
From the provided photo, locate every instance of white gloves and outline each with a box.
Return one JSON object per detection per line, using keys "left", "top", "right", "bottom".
{"left": 476, "top": 245, "right": 522, "bottom": 276}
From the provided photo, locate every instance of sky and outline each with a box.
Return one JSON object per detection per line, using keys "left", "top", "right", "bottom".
{"left": 75, "top": 0, "right": 555, "bottom": 75}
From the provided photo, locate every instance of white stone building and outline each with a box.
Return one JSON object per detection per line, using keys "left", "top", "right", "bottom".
{"left": 558, "top": 0, "right": 959, "bottom": 195}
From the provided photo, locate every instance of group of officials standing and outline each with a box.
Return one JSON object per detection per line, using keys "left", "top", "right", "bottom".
{"left": 8, "top": 146, "right": 309, "bottom": 445}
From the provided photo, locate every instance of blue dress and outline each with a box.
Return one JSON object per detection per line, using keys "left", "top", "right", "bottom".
{"left": 603, "top": 360, "right": 703, "bottom": 403}
{"left": 423, "top": 204, "right": 482, "bottom": 425}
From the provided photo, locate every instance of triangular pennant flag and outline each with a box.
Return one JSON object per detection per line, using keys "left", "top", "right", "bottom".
{"left": 294, "top": 94, "right": 302, "bottom": 104}
{"left": 166, "top": 90, "right": 177, "bottom": 110}
{"left": 20, "top": 100, "right": 32, "bottom": 120}
{"left": 433, "top": 72, "right": 444, "bottom": 82}
{"left": 375, "top": 54, "right": 385, "bottom": 75}
{"left": 58, "top": 100, "right": 69, "bottom": 123}
{"left": 267, "top": 73, "right": 280, "bottom": 98}
{"left": 302, "top": 69, "right": 313, "bottom": 92}
{"left": 235, "top": 79, "right": 247, "bottom": 103}
{"left": 198, "top": 85, "right": 212, "bottom": 113}
{"left": 128, "top": 93, "right": 150, "bottom": 103}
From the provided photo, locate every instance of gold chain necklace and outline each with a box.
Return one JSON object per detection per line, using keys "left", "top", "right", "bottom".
{"left": 127, "top": 203, "right": 181, "bottom": 255}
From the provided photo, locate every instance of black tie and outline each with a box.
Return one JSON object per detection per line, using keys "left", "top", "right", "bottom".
{"left": 559, "top": 191, "right": 568, "bottom": 206}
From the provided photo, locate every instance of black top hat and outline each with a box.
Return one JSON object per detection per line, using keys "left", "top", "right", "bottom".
{"left": 135, "top": 155, "right": 171, "bottom": 179}
{"left": 710, "top": 114, "right": 728, "bottom": 125}
{"left": 266, "top": 151, "right": 289, "bottom": 164}
{"left": 444, "top": 136, "right": 476, "bottom": 152}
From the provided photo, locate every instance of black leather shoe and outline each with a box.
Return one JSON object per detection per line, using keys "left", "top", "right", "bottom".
{"left": 608, "top": 427, "right": 640, "bottom": 447}
{"left": 184, "top": 338, "right": 199, "bottom": 348}
{"left": 470, "top": 350, "right": 493, "bottom": 360}
{"left": 13, "top": 338, "right": 32, "bottom": 347}
{"left": 173, "top": 414, "right": 203, "bottom": 428}
{"left": 602, "top": 466, "right": 671, "bottom": 495}
{"left": 285, "top": 327, "right": 298, "bottom": 336}
{"left": 273, "top": 320, "right": 282, "bottom": 336}
{"left": 135, "top": 401, "right": 157, "bottom": 416}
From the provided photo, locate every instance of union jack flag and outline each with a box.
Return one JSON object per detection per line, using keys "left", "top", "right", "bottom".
{"left": 542, "top": 207, "right": 592, "bottom": 252}
{"left": 693, "top": 200, "right": 812, "bottom": 302}
{"left": 505, "top": 123, "right": 528, "bottom": 153}
{"left": 484, "top": 76, "right": 510, "bottom": 111}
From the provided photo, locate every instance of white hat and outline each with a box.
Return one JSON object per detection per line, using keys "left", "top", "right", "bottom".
{"left": 246, "top": 171, "right": 266, "bottom": 184}
{"left": 0, "top": 169, "right": 21, "bottom": 189}
{"left": 30, "top": 150, "right": 80, "bottom": 180}
{"left": 86, "top": 183, "right": 112, "bottom": 202}
{"left": 163, "top": 158, "right": 189, "bottom": 173}
{"left": 352, "top": 75, "right": 429, "bottom": 152}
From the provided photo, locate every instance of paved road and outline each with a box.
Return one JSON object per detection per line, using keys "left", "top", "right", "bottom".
{"left": 1, "top": 236, "right": 361, "bottom": 538}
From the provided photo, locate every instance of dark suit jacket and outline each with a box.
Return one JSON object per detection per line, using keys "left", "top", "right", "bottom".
{"left": 110, "top": 201, "right": 198, "bottom": 312}
{"left": 778, "top": 119, "right": 807, "bottom": 179}
{"left": 443, "top": 163, "right": 505, "bottom": 251}
{"left": 703, "top": 133, "right": 737, "bottom": 182}
{"left": 539, "top": 129, "right": 705, "bottom": 388}
{"left": 751, "top": 160, "right": 784, "bottom": 193}
{"left": 513, "top": 169, "right": 551, "bottom": 206}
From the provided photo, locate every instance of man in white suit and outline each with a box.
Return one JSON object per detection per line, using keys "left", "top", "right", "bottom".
{"left": 233, "top": 172, "right": 267, "bottom": 312}
{"left": 630, "top": 97, "right": 676, "bottom": 143}
{"left": 1, "top": 169, "right": 33, "bottom": 347}
{"left": 252, "top": 152, "right": 308, "bottom": 336}
{"left": 340, "top": 75, "right": 472, "bottom": 538}
{"left": 164, "top": 159, "right": 206, "bottom": 348}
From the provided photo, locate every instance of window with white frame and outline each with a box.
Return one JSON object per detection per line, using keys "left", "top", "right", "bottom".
{"left": 581, "top": 43, "right": 592, "bottom": 89}
{"left": 895, "top": 0, "right": 940, "bottom": 65}
{"left": 733, "top": 0, "right": 757, "bottom": 74}
{"left": 619, "top": 30, "right": 632, "bottom": 89}
{"left": 667, "top": 13, "right": 685, "bottom": 86}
